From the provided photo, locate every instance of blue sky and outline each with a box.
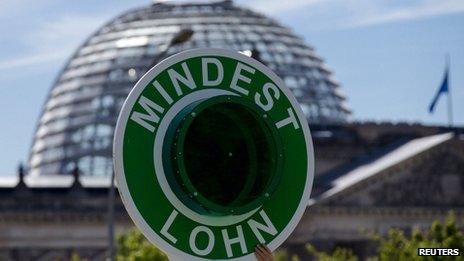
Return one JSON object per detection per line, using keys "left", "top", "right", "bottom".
{"left": 1, "top": 0, "right": 463, "bottom": 175}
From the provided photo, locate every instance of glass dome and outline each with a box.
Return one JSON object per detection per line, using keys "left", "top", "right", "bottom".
{"left": 29, "top": 0, "right": 351, "bottom": 176}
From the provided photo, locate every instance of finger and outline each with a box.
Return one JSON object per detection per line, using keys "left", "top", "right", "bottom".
{"left": 254, "top": 247, "right": 265, "bottom": 260}
{"left": 257, "top": 244, "right": 270, "bottom": 255}
{"left": 255, "top": 245, "right": 266, "bottom": 256}
{"left": 255, "top": 246, "right": 265, "bottom": 255}
{"left": 262, "top": 244, "right": 272, "bottom": 254}
{"left": 259, "top": 245, "right": 269, "bottom": 253}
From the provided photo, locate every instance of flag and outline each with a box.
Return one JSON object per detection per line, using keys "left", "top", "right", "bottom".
{"left": 428, "top": 66, "right": 449, "bottom": 113}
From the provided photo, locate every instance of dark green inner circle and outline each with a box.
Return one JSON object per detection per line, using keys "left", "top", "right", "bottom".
{"left": 164, "top": 96, "right": 282, "bottom": 215}
{"left": 182, "top": 103, "right": 267, "bottom": 207}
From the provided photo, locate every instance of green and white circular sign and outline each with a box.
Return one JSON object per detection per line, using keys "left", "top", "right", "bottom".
{"left": 114, "top": 49, "right": 314, "bottom": 260}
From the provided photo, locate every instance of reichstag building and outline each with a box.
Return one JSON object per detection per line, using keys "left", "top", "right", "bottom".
{"left": 0, "top": 0, "right": 462, "bottom": 260}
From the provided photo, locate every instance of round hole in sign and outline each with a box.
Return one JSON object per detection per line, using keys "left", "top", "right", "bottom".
{"left": 163, "top": 95, "right": 283, "bottom": 216}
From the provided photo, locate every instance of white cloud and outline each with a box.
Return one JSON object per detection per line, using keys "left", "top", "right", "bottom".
{"left": 1, "top": 0, "right": 463, "bottom": 71}
{"left": 241, "top": 0, "right": 464, "bottom": 31}
{"left": 0, "top": 52, "right": 67, "bottom": 70}
{"left": 343, "top": 0, "right": 464, "bottom": 28}
{"left": 0, "top": 14, "right": 108, "bottom": 70}
{"left": 240, "top": 0, "right": 325, "bottom": 15}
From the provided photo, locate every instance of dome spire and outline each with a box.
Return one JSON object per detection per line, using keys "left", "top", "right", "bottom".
{"left": 17, "top": 162, "right": 26, "bottom": 187}
{"left": 72, "top": 165, "right": 81, "bottom": 187}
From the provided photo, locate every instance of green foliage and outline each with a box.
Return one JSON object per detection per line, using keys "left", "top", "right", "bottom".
{"left": 306, "top": 244, "right": 358, "bottom": 261}
{"left": 274, "top": 249, "right": 301, "bottom": 261}
{"left": 115, "top": 213, "right": 462, "bottom": 260}
{"left": 306, "top": 212, "right": 463, "bottom": 261}
{"left": 374, "top": 212, "right": 464, "bottom": 261}
{"left": 70, "top": 252, "right": 82, "bottom": 261}
{"left": 374, "top": 229, "right": 417, "bottom": 261}
{"left": 117, "top": 229, "right": 168, "bottom": 261}
{"left": 274, "top": 249, "right": 289, "bottom": 261}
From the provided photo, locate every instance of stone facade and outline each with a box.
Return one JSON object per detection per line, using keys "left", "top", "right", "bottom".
{"left": 0, "top": 181, "right": 131, "bottom": 260}
{"left": 289, "top": 126, "right": 464, "bottom": 259}
{"left": 1, "top": 123, "right": 463, "bottom": 260}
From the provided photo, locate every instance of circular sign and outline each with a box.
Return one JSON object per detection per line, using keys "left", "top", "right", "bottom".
{"left": 114, "top": 49, "right": 314, "bottom": 260}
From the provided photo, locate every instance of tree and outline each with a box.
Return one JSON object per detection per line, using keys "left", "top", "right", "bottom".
{"left": 274, "top": 249, "right": 301, "bottom": 261}
{"left": 116, "top": 213, "right": 462, "bottom": 260}
{"left": 116, "top": 228, "right": 295, "bottom": 260}
{"left": 306, "top": 212, "right": 463, "bottom": 261}
{"left": 306, "top": 244, "right": 358, "bottom": 261}
{"left": 374, "top": 212, "right": 463, "bottom": 261}
{"left": 116, "top": 228, "right": 297, "bottom": 260}
{"left": 117, "top": 229, "right": 168, "bottom": 261}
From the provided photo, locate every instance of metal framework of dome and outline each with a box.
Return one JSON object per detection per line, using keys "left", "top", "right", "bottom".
{"left": 29, "top": 0, "right": 351, "bottom": 176}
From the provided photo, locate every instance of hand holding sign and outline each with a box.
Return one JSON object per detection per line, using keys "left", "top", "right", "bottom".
{"left": 255, "top": 245, "right": 274, "bottom": 261}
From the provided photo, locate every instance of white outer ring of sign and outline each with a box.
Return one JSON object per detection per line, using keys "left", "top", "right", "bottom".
{"left": 113, "top": 48, "right": 315, "bottom": 261}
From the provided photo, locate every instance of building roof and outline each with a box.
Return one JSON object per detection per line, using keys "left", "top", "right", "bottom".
{"left": 310, "top": 132, "right": 454, "bottom": 205}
